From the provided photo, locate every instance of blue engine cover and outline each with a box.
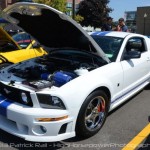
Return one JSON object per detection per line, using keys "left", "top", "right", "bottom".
{"left": 53, "top": 71, "right": 76, "bottom": 86}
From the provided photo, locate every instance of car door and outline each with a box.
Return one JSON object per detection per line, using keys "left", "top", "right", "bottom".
{"left": 121, "top": 37, "right": 150, "bottom": 95}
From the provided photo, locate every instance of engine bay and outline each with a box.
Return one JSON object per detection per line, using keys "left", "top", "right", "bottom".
{"left": 6, "top": 49, "right": 106, "bottom": 90}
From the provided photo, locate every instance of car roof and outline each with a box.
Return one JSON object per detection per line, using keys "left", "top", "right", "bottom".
{"left": 90, "top": 31, "right": 139, "bottom": 38}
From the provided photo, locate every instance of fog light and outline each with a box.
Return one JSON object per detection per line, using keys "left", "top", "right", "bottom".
{"left": 40, "top": 126, "right": 47, "bottom": 133}
{"left": 32, "top": 125, "right": 47, "bottom": 135}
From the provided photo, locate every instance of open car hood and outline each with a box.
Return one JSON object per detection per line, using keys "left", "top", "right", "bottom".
{"left": 0, "top": 27, "right": 20, "bottom": 50}
{"left": 2, "top": 2, "right": 110, "bottom": 63}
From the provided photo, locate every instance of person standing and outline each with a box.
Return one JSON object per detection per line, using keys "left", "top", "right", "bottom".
{"left": 115, "top": 18, "right": 128, "bottom": 32}
{"left": 101, "top": 17, "right": 113, "bottom": 31}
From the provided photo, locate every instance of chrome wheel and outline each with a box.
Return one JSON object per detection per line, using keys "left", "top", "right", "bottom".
{"left": 85, "top": 96, "right": 106, "bottom": 131}
{"left": 76, "top": 90, "right": 108, "bottom": 138}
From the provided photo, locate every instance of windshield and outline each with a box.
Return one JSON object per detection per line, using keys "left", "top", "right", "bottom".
{"left": 12, "top": 32, "right": 32, "bottom": 48}
{"left": 91, "top": 35, "right": 123, "bottom": 62}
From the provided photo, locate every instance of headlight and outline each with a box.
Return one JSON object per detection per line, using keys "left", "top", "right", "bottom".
{"left": 21, "top": 92, "right": 30, "bottom": 104}
{"left": 37, "top": 94, "right": 66, "bottom": 110}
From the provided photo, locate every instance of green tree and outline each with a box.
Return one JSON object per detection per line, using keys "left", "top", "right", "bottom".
{"left": 74, "top": 14, "right": 84, "bottom": 23}
{"left": 33, "top": 0, "right": 67, "bottom": 12}
{"left": 77, "top": 0, "right": 113, "bottom": 28}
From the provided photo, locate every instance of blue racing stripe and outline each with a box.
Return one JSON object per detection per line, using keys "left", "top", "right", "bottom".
{"left": 91, "top": 31, "right": 112, "bottom": 36}
{"left": 0, "top": 95, "right": 13, "bottom": 116}
{"left": 97, "top": 31, "right": 112, "bottom": 36}
{"left": 91, "top": 32, "right": 100, "bottom": 35}
{"left": 111, "top": 78, "right": 149, "bottom": 104}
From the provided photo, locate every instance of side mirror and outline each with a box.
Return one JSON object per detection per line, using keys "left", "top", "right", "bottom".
{"left": 124, "top": 50, "right": 141, "bottom": 60}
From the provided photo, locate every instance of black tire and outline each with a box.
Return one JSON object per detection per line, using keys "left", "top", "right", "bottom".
{"left": 76, "top": 90, "right": 109, "bottom": 138}
{"left": 0, "top": 63, "right": 12, "bottom": 69}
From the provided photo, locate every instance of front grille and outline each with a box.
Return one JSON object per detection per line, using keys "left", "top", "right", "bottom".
{"left": 0, "top": 82, "right": 33, "bottom": 106}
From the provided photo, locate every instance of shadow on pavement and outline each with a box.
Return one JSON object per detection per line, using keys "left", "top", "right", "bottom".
{"left": 143, "top": 84, "right": 150, "bottom": 90}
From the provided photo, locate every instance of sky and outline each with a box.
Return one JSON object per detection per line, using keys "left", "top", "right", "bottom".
{"left": 108, "top": 0, "right": 150, "bottom": 21}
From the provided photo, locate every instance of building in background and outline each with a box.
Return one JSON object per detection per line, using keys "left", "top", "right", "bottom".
{"left": 0, "top": 0, "right": 32, "bottom": 10}
{"left": 125, "top": 11, "right": 136, "bottom": 33}
{"left": 136, "top": 6, "right": 150, "bottom": 35}
{"left": 0, "top": 0, "right": 17, "bottom": 10}
{"left": 125, "top": 7, "right": 150, "bottom": 35}
{"left": 0, "top": 0, "right": 5, "bottom": 10}
{"left": 66, "top": 0, "right": 81, "bottom": 16}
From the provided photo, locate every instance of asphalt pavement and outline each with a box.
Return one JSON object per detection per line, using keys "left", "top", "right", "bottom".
{"left": 0, "top": 86, "right": 150, "bottom": 150}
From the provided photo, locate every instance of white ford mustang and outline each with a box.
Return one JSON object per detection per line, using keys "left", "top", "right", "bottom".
{"left": 0, "top": 2, "right": 150, "bottom": 142}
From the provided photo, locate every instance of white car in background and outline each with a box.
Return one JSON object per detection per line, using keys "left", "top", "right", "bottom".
{"left": 0, "top": 2, "right": 150, "bottom": 142}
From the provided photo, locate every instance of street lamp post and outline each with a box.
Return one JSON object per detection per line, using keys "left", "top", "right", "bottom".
{"left": 143, "top": 13, "right": 147, "bottom": 35}
{"left": 72, "top": 0, "right": 75, "bottom": 20}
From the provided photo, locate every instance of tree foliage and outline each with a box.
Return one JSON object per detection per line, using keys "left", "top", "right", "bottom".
{"left": 74, "top": 14, "right": 84, "bottom": 23}
{"left": 33, "top": 0, "right": 67, "bottom": 12}
{"left": 77, "top": 0, "right": 113, "bottom": 28}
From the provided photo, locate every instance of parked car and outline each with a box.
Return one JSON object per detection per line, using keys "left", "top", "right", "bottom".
{"left": 12, "top": 32, "right": 32, "bottom": 48}
{"left": 1, "top": 2, "right": 150, "bottom": 142}
{"left": 0, "top": 27, "right": 46, "bottom": 69}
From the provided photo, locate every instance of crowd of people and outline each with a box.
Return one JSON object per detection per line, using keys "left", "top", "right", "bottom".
{"left": 101, "top": 17, "right": 129, "bottom": 32}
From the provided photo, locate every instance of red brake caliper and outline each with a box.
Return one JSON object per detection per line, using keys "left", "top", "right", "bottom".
{"left": 98, "top": 100, "right": 105, "bottom": 112}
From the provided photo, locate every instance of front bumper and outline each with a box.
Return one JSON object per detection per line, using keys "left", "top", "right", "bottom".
{"left": 0, "top": 97, "right": 75, "bottom": 142}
